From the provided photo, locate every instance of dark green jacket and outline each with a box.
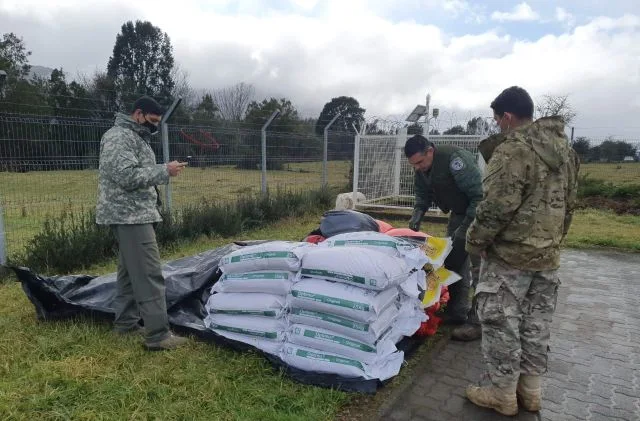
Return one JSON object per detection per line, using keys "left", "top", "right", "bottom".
{"left": 414, "top": 144, "right": 483, "bottom": 231}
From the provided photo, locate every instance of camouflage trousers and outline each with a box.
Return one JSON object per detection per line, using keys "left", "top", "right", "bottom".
{"left": 475, "top": 257, "right": 560, "bottom": 387}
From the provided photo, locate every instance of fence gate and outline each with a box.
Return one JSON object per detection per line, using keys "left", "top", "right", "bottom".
{"left": 353, "top": 128, "right": 486, "bottom": 211}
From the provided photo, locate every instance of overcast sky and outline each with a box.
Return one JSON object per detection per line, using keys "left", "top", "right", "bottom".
{"left": 1, "top": 0, "right": 639, "bottom": 137}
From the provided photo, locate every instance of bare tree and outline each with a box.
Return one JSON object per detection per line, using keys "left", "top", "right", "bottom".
{"left": 212, "top": 82, "right": 255, "bottom": 121}
{"left": 170, "top": 64, "right": 194, "bottom": 105}
{"left": 535, "top": 94, "right": 576, "bottom": 125}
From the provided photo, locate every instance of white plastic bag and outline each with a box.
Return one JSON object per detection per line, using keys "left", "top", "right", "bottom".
{"left": 206, "top": 292, "right": 287, "bottom": 318}
{"left": 213, "top": 271, "right": 297, "bottom": 295}
{"left": 288, "top": 278, "right": 398, "bottom": 323}
{"left": 289, "top": 305, "right": 398, "bottom": 345}
{"left": 220, "top": 241, "right": 311, "bottom": 274}
{"left": 287, "top": 323, "right": 397, "bottom": 364}
{"left": 280, "top": 343, "right": 404, "bottom": 381}
{"left": 300, "top": 247, "right": 413, "bottom": 290}
{"left": 204, "top": 313, "right": 287, "bottom": 342}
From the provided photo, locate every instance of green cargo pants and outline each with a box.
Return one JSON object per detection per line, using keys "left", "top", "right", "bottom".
{"left": 445, "top": 213, "right": 481, "bottom": 324}
{"left": 112, "top": 224, "right": 169, "bottom": 343}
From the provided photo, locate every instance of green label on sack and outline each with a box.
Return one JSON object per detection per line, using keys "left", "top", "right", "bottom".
{"left": 290, "top": 308, "right": 369, "bottom": 332}
{"left": 333, "top": 239, "right": 398, "bottom": 249}
{"left": 213, "top": 310, "right": 277, "bottom": 317}
{"left": 302, "top": 329, "right": 376, "bottom": 353}
{"left": 224, "top": 272, "right": 289, "bottom": 281}
{"left": 291, "top": 290, "right": 370, "bottom": 312}
{"left": 210, "top": 323, "right": 278, "bottom": 339}
{"left": 301, "top": 269, "right": 371, "bottom": 286}
{"left": 295, "top": 349, "right": 364, "bottom": 370}
{"left": 229, "top": 251, "right": 294, "bottom": 263}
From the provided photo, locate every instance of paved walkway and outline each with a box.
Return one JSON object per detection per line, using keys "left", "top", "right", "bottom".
{"left": 381, "top": 249, "right": 640, "bottom": 421}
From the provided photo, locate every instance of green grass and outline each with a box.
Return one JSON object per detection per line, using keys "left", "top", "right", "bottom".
{"left": 564, "top": 209, "right": 640, "bottom": 251}
{"left": 0, "top": 161, "right": 352, "bottom": 255}
{"left": 580, "top": 162, "right": 640, "bottom": 185}
{"left": 0, "top": 215, "right": 352, "bottom": 421}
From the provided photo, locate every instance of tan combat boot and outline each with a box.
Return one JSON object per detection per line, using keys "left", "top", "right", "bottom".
{"left": 517, "top": 375, "right": 542, "bottom": 412}
{"left": 466, "top": 382, "right": 518, "bottom": 416}
{"left": 145, "top": 333, "right": 189, "bottom": 351}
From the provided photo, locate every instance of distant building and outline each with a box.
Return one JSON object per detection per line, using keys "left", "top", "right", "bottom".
{"left": 623, "top": 156, "right": 635, "bottom": 162}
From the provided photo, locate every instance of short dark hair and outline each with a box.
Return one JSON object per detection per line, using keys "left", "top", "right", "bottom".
{"left": 490, "top": 86, "right": 534, "bottom": 119}
{"left": 131, "top": 95, "right": 165, "bottom": 116}
{"left": 404, "top": 135, "right": 434, "bottom": 158}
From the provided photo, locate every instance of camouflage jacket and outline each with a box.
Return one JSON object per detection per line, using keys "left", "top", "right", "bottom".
{"left": 96, "top": 113, "right": 169, "bottom": 225}
{"left": 466, "top": 116, "right": 580, "bottom": 270}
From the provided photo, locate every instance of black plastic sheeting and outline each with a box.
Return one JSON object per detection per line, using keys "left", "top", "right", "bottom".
{"left": 11, "top": 240, "right": 425, "bottom": 394}
{"left": 319, "top": 210, "right": 379, "bottom": 238}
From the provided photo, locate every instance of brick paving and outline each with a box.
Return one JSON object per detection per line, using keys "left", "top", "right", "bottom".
{"left": 380, "top": 249, "right": 640, "bottom": 421}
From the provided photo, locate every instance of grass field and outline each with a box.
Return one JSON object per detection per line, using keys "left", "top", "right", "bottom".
{"left": 579, "top": 162, "right": 640, "bottom": 185}
{"left": 0, "top": 161, "right": 352, "bottom": 255}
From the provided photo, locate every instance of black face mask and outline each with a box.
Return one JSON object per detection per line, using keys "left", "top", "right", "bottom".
{"left": 141, "top": 115, "right": 159, "bottom": 135}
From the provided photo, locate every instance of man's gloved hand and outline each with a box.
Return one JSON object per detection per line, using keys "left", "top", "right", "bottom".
{"left": 409, "top": 209, "right": 425, "bottom": 232}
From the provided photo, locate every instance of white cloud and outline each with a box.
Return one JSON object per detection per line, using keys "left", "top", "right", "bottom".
{"left": 556, "top": 7, "right": 576, "bottom": 27}
{"left": 442, "top": 0, "right": 485, "bottom": 23}
{"left": 1, "top": 1, "right": 640, "bottom": 135}
{"left": 491, "top": 2, "right": 539, "bottom": 22}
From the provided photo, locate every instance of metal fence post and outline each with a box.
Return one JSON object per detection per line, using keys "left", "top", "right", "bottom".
{"left": 160, "top": 97, "right": 182, "bottom": 215}
{"left": 0, "top": 203, "right": 7, "bottom": 266}
{"left": 323, "top": 113, "right": 341, "bottom": 188}
{"left": 352, "top": 133, "right": 361, "bottom": 199}
{"left": 394, "top": 127, "right": 408, "bottom": 196}
{"left": 261, "top": 110, "right": 280, "bottom": 194}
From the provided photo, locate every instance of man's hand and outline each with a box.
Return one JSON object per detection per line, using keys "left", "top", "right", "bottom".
{"left": 167, "top": 161, "right": 187, "bottom": 177}
{"left": 409, "top": 209, "right": 425, "bottom": 232}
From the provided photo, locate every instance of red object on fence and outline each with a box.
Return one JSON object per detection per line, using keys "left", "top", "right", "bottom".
{"left": 179, "top": 129, "right": 221, "bottom": 151}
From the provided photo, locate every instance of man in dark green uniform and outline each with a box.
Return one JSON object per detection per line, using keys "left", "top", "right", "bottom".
{"left": 405, "top": 134, "right": 483, "bottom": 341}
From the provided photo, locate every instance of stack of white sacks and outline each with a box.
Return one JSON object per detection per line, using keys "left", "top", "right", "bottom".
{"left": 204, "top": 241, "right": 310, "bottom": 355}
{"left": 204, "top": 233, "right": 440, "bottom": 382}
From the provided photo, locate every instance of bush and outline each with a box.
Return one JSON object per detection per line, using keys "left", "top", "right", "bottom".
{"left": 578, "top": 175, "right": 640, "bottom": 199}
{"left": 10, "top": 188, "right": 334, "bottom": 275}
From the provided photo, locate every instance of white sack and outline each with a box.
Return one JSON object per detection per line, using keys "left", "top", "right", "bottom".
{"left": 213, "top": 271, "right": 297, "bottom": 295}
{"left": 288, "top": 305, "right": 398, "bottom": 345}
{"left": 206, "top": 292, "right": 287, "bottom": 318}
{"left": 280, "top": 343, "right": 404, "bottom": 381}
{"left": 287, "top": 323, "right": 397, "bottom": 364}
{"left": 300, "top": 247, "right": 414, "bottom": 291}
{"left": 288, "top": 278, "right": 398, "bottom": 322}
{"left": 220, "top": 241, "right": 311, "bottom": 274}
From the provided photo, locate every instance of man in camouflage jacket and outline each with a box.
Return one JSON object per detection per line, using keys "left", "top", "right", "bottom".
{"left": 405, "top": 135, "right": 483, "bottom": 341}
{"left": 465, "top": 86, "right": 580, "bottom": 416}
{"left": 97, "top": 96, "right": 188, "bottom": 351}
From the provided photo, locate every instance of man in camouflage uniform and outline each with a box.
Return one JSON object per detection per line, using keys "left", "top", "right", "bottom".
{"left": 405, "top": 135, "right": 483, "bottom": 341}
{"left": 97, "top": 96, "right": 189, "bottom": 351}
{"left": 465, "top": 86, "right": 580, "bottom": 415}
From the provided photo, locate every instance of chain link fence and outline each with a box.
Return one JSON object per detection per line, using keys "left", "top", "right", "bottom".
{"left": 0, "top": 111, "right": 355, "bottom": 258}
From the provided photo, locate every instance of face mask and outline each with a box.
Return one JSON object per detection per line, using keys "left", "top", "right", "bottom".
{"left": 141, "top": 114, "right": 159, "bottom": 135}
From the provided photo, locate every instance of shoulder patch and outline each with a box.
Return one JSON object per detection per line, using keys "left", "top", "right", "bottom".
{"left": 450, "top": 157, "right": 464, "bottom": 172}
